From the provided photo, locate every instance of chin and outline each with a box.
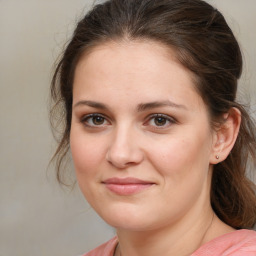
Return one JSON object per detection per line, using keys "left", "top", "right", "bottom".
{"left": 95, "top": 204, "right": 162, "bottom": 232}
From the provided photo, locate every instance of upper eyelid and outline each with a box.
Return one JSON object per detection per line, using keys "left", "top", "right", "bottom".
{"left": 146, "top": 113, "right": 176, "bottom": 122}
{"left": 79, "top": 111, "right": 114, "bottom": 121}
{"left": 81, "top": 113, "right": 106, "bottom": 120}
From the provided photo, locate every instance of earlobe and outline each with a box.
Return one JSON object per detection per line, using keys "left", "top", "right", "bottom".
{"left": 210, "top": 107, "right": 241, "bottom": 164}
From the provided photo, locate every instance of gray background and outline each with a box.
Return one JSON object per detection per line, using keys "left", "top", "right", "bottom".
{"left": 0, "top": 1, "right": 255, "bottom": 255}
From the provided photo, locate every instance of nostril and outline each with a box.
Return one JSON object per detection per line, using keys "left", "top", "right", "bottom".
{"left": 106, "top": 146, "right": 144, "bottom": 169}
{"left": 106, "top": 151, "right": 131, "bottom": 168}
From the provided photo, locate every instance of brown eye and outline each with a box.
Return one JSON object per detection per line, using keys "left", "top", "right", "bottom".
{"left": 154, "top": 117, "right": 167, "bottom": 126}
{"left": 145, "top": 114, "right": 176, "bottom": 129}
{"left": 92, "top": 116, "right": 105, "bottom": 125}
{"left": 81, "top": 114, "right": 109, "bottom": 127}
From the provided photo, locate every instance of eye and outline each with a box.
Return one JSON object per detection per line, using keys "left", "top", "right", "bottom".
{"left": 145, "top": 114, "right": 176, "bottom": 128}
{"left": 153, "top": 116, "right": 168, "bottom": 126}
{"left": 81, "top": 114, "right": 110, "bottom": 127}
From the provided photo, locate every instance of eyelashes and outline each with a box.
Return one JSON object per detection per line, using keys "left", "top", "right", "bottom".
{"left": 144, "top": 114, "right": 176, "bottom": 128}
{"left": 81, "top": 113, "right": 110, "bottom": 127}
{"left": 80, "top": 113, "right": 177, "bottom": 129}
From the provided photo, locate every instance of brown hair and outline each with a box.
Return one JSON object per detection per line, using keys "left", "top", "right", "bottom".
{"left": 50, "top": 0, "right": 256, "bottom": 229}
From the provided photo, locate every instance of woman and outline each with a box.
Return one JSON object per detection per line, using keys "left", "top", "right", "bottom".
{"left": 50, "top": 0, "right": 256, "bottom": 255}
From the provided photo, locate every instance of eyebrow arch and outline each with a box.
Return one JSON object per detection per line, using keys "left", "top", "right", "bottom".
{"left": 73, "top": 100, "right": 108, "bottom": 110}
{"left": 137, "top": 100, "right": 187, "bottom": 112}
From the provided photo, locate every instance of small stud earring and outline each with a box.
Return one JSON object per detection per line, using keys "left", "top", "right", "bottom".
{"left": 216, "top": 155, "right": 220, "bottom": 159}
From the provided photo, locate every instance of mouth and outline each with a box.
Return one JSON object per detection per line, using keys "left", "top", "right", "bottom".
{"left": 102, "top": 177, "right": 155, "bottom": 196}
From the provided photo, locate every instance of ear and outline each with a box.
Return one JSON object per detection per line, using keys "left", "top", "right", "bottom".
{"left": 210, "top": 107, "right": 241, "bottom": 164}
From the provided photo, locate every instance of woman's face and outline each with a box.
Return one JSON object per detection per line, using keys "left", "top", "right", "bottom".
{"left": 70, "top": 41, "right": 216, "bottom": 231}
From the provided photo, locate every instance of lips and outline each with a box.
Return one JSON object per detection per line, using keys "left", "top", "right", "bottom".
{"left": 102, "top": 177, "right": 155, "bottom": 196}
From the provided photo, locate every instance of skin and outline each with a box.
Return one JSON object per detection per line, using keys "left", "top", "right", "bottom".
{"left": 70, "top": 41, "right": 238, "bottom": 255}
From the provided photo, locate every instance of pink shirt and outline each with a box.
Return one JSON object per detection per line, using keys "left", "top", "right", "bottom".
{"left": 82, "top": 229, "right": 256, "bottom": 256}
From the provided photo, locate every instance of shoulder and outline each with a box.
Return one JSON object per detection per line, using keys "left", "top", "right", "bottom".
{"left": 80, "top": 237, "right": 118, "bottom": 256}
{"left": 192, "top": 229, "right": 256, "bottom": 256}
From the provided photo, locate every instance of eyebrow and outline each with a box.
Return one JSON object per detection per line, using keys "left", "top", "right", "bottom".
{"left": 73, "top": 100, "right": 187, "bottom": 111}
{"left": 73, "top": 100, "right": 108, "bottom": 110}
{"left": 137, "top": 100, "right": 187, "bottom": 112}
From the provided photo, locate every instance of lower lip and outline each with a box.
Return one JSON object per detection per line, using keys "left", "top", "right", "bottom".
{"left": 104, "top": 183, "right": 153, "bottom": 196}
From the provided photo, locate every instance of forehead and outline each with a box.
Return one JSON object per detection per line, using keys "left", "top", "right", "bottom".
{"left": 73, "top": 40, "right": 204, "bottom": 112}
{"left": 76, "top": 40, "right": 182, "bottom": 74}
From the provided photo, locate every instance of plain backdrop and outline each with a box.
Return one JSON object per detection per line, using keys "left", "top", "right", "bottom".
{"left": 0, "top": 1, "right": 255, "bottom": 255}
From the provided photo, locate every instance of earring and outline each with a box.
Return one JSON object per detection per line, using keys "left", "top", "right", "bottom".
{"left": 216, "top": 155, "right": 220, "bottom": 159}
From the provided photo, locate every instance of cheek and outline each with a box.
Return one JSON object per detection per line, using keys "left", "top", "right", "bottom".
{"left": 148, "top": 134, "right": 212, "bottom": 213}
{"left": 148, "top": 132, "right": 212, "bottom": 178}
{"left": 70, "top": 130, "right": 108, "bottom": 205}
{"left": 70, "top": 129, "right": 105, "bottom": 178}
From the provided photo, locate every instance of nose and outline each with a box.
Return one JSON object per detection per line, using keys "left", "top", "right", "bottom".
{"left": 106, "top": 126, "right": 144, "bottom": 169}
